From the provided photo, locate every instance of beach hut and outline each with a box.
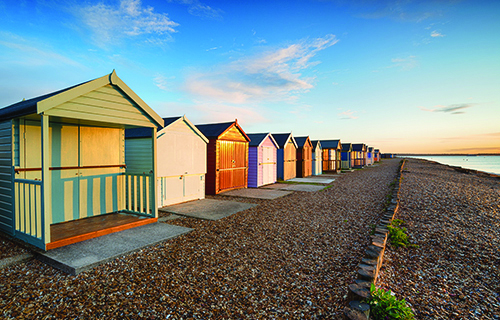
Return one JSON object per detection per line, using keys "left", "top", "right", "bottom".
{"left": 367, "top": 147, "right": 374, "bottom": 166}
{"left": 0, "top": 71, "right": 163, "bottom": 250}
{"left": 341, "top": 143, "right": 353, "bottom": 170}
{"left": 311, "top": 140, "right": 323, "bottom": 176}
{"left": 125, "top": 116, "right": 208, "bottom": 207}
{"left": 374, "top": 149, "right": 381, "bottom": 162}
{"left": 247, "top": 133, "right": 278, "bottom": 188}
{"left": 294, "top": 136, "right": 313, "bottom": 178}
{"left": 272, "top": 133, "right": 297, "bottom": 181}
{"left": 352, "top": 143, "right": 367, "bottom": 168}
{"left": 196, "top": 120, "right": 250, "bottom": 195}
{"left": 320, "top": 140, "right": 342, "bottom": 173}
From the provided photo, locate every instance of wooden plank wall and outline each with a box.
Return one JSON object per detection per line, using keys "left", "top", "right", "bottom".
{"left": 0, "top": 120, "right": 13, "bottom": 234}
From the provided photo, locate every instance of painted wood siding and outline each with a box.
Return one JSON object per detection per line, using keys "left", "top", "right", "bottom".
{"left": 205, "top": 139, "right": 217, "bottom": 195}
{"left": 45, "top": 85, "right": 155, "bottom": 128}
{"left": 220, "top": 126, "right": 248, "bottom": 142}
{"left": 283, "top": 141, "right": 296, "bottom": 181}
{"left": 248, "top": 147, "right": 259, "bottom": 188}
{"left": 0, "top": 120, "right": 13, "bottom": 234}
{"left": 312, "top": 146, "right": 322, "bottom": 176}
{"left": 125, "top": 138, "right": 153, "bottom": 173}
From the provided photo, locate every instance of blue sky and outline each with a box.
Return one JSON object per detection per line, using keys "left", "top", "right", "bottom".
{"left": 1, "top": 0, "right": 499, "bottom": 153}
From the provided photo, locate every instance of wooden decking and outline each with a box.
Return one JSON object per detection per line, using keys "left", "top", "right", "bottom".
{"left": 47, "top": 213, "right": 157, "bottom": 250}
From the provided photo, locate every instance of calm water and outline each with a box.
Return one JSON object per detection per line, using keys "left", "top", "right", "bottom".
{"left": 403, "top": 155, "right": 500, "bottom": 175}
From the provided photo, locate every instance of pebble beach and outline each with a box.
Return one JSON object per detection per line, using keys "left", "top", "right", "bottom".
{"left": 378, "top": 159, "right": 500, "bottom": 319}
{"left": 0, "top": 158, "right": 498, "bottom": 319}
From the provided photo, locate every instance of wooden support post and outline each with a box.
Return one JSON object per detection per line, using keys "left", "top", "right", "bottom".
{"left": 152, "top": 127, "right": 158, "bottom": 218}
{"left": 41, "top": 114, "right": 51, "bottom": 246}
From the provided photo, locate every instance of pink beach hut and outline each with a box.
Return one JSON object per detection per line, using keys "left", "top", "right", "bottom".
{"left": 247, "top": 133, "right": 278, "bottom": 188}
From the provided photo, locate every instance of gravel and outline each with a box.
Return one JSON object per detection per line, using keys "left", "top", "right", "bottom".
{"left": 377, "top": 159, "right": 500, "bottom": 319}
{"left": 0, "top": 160, "right": 399, "bottom": 319}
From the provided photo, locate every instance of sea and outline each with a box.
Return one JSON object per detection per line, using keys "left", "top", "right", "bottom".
{"left": 402, "top": 155, "right": 500, "bottom": 176}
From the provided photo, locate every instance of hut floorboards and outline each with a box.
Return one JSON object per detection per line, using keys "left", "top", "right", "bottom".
{"left": 47, "top": 213, "right": 157, "bottom": 250}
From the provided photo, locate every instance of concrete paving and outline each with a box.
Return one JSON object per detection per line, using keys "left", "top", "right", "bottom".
{"left": 159, "top": 199, "right": 258, "bottom": 221}
{"left": 287, "top": 177, "right": 335, "bottom": 184}
{"left": 222, "top": 188, "right": 292, "bottom": 199}
{"left": 35, "top": 223, "right": 192, "bottom": 275}
{"left": 262, "top": 183, "right": 326, "bottom": 192}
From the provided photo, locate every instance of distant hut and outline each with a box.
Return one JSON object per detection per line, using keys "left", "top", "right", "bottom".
{"left": 125, "top": 116, "right": 208, "bottom": 207}
{"left": 341, "top": 143, "right": 353, "bottom": 170}
{"left": 366, "top": 147, "right": 374, "bottom": 166}
{"left": 374, "top": 149, "right": 381, "bottom": 162}
{"left": 247, "top": 133, "right": 278, "bottom": 188}
{"left": 320, "top": 140, "right": 342, "bottom": 173}
{"left": 352, "top": 143, "right": 367, "bottom": 168}
{"left": 311, "top": 140, "right": 323, "bottom": 176}
{"left": 272, "top": 133, "right": 297, "bottom": 181}
{"left": 196, "top": 120, "right": 250, "bottom": 195}
{"left": 294, "top": 136, "right": 313, "bottom": 178}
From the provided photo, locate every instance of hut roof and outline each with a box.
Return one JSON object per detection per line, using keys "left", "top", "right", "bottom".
{"left": 320, "top": 139, "right": 341, "bottom": 149}
{"left": 368, "top": 147, "right": 374, "bottom": 152}
{"left": 311, "top": 140, "right": 322, "bottom": 149}
{"left": 374, "top": 149, "right": 380, "bottom": 153}
{"left": 341, "top": 143, "right": 352, "bottom": 152}
{"left": 294, "top": 136, "right": 311, "bottom": 148}
{"left": 0, "top": 71, "right": 163, "bottom": 127}
{"left": 352, "top": 143, "right": 367, "bottom": 152}
{"left": 196, "top": 120, "right": 250, "bottom": 141}
{"left": 272, "top": 133, "right": 297, "bottom": 149}
{"left": 247, "top": 133, "right": 278, "bottom": 147}
{"left": 125, "top": 116, "right": 208, "bottom": 143}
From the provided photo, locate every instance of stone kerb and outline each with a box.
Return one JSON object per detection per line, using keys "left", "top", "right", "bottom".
{"left": 343, "top": 159, "right": 406, "bottom": 320}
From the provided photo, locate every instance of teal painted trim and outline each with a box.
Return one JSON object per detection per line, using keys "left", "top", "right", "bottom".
{"left": 15, "top": 230, "right": 45, "bottom": 250}
{"left": 119, "top": 210, "right": 155, "bottom": 218}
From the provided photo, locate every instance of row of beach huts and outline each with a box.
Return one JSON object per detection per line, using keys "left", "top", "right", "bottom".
{"left": 0, "top": 72, "right": 387, "bottom": 250}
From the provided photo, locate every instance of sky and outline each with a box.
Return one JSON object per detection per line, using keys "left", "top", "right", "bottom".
{"left": 0, "top": 0, "right": 499, "bottom": 154}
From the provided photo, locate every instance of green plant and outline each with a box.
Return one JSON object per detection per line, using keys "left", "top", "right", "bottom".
{"left": 367, "top": 283, "right": 415, "bottom": 320}
{"left": 369, "top": 224, "right": 376, "bottom": 235}
{"left": 387, "top": 220, "right": 418, "bottom": 248}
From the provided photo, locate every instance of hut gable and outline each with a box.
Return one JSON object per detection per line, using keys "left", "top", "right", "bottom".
{"left": 196, "top": 120, "right": 250, "bottom": 142}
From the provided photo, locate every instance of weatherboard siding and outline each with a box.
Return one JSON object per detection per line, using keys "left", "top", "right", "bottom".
{"left": 45, "top": 85, "right": 154, "bottom": 128}
{"left": 248, "top": 147, "right": 259, "bottom": 188}
{"left": 0, "top": 120, "right": 13, "bottom": 234}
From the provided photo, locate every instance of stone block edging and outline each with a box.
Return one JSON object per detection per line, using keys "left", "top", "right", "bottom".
{"left": 343, "top": 159, "right": 406, "bottom": 319}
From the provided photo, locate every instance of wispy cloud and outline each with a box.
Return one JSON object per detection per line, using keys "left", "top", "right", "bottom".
{"left": 431, "top": 30, "right": 445, "bottom": 37}
{"left": 338, "top": 109, "right": 358, "bottom": 120}
{"left": 169, "top": 0, "right": 223, "bottom": 19}
{"left": 154, "top": 74, "right": 175, "bottom": 91}
{"left": 184, "top": 34, "right": 339, "bottom": 104}
{"left": 75, "top": 0, "right": 178, "bottom": 47}
{"left": 419, "top": 103, "right": 476, "bottom": 114}
{"left": 391, "top": 55, "right": 417, "bottom": 70}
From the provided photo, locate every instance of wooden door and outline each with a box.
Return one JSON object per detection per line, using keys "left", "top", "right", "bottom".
{"left": 218, "top": 141, "right": 247, "bottom": 192}
{"left": 283, "top": 141, "right": 296, "bottom": 180}
{"left": 261, "top": 147, "right": 275, "bottom": 185}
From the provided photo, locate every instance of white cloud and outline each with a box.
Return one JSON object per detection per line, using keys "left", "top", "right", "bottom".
{"left": 430, "top": 30, "right": 445, "bottom": 37}
{"left": 184, "top": 34, "right": 338, "bottom": 104}
{"left": 338, "top": 110, "right": 358, "bottom": 120}
{"left": 75, "top": 0, "right": 178, "bottom": 47}
{"left": 391, "top": 55, "right": 417, "bottom": 70}
{"left": 169, "top": 0, "right": 223, "bottom": 19}
{"left": 154, "top": 74, "right": 175, "bottom": 91}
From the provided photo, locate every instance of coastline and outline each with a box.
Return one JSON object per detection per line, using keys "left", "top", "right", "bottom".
{"left": 400, "top": 156, "right": 500, "bottom": 178}
{"left": 377, "top": 158, "right": 500, "bottom": 318}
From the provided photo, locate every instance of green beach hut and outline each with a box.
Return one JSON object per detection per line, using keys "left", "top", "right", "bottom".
{"left": 0, "top": 71, "right": 163, "bottom": 250}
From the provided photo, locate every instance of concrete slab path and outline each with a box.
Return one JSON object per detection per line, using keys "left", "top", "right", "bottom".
{"left": 222, "top": 188, "right": 292, "bottom": 199}
{"left": 36, "top": 223, "right": 192, "bottom": 275}
{"left": 287, "top": 177, "right": 335, "bottom": 184}
{"left": 262, "top": 183, "right": 326, "bottom": 192}
{"left": 159, "top": 199, "right": 258, "bottom": 221}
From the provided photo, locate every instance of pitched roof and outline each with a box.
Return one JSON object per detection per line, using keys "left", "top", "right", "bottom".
{"left": 272, "top": 133, "right": 297, "bottom": 148}
{"left": 0, "top": 71, "right": 163, "bottom": 128}
{"left": 368, "top": 147, "right": 374, "bottom": 152}
{"left": 294, "top": 136, "right": 311, "bottom": 148}
{"left": 341, "top": 143, "right": 352, "bottom": 152}
{"left": 247, "top": 133, "right": 278, "bottom": 147}
{"left": 0, "top": 82, "right": 87, "bottom": 121}
{"left": 196, "top": 120, "right": 249, "bottom": 141}
{"left": 125, "top": 116, "right": 208, "bottom": 143}
{"left": 311, "top": 140, "right": 322, "bottom": 149}
{"left": 352, "top": 143, "right": 367, "bottom": 152}
{"left": 320, "top": 139, "right": 341, "bottom": 149}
